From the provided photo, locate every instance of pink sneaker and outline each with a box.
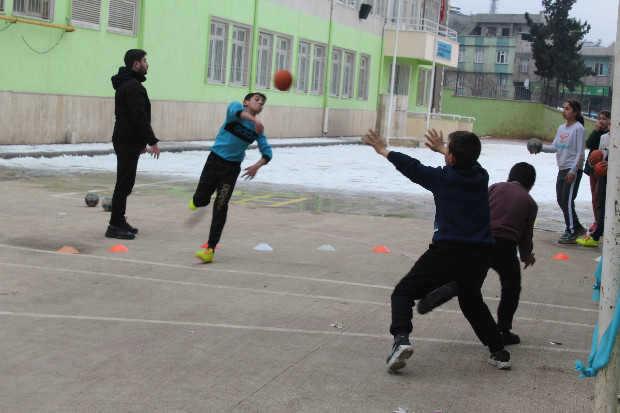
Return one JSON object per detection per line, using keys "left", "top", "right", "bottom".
{"left": 589, "top": 223, "right": 597, "bottom": 233}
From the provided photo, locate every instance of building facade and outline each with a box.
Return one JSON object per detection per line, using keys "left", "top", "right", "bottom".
{"left": 0, "top": 0, "right": 458, "bottom": 145}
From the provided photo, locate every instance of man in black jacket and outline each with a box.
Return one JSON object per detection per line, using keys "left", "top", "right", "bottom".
{"left": 106, "top": 49, "right": 160, "bottom": 240}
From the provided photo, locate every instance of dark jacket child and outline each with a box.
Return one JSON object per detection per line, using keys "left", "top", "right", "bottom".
{"left": 584, "top": 110, "right": 610, "bottom": 232}
{"left": 191, "top": 93, "right": 273, "bottom": 263}
{"left": 362, "top": 128, "right": 510, "bottom": 371}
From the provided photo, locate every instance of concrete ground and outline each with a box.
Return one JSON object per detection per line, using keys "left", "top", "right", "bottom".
{"left": 0, "top": 165, "right": 604, "bottom": 412}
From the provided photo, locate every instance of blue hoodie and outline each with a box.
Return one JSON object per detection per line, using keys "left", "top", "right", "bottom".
{"left": 387, "top": 151, "right": 494, "bottom": 246}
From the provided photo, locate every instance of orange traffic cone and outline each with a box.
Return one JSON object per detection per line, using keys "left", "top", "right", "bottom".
{"left": 552, "top": 253, "right": 570, "bottom": 260}
{"left": 373, "top": 245, "right": 391, "bottom": 253}
{"left": 109, "top": 244, "right": 130, "bottom": 252}
{"left": 57, "top": 246, "right": 79, "bottom": 254}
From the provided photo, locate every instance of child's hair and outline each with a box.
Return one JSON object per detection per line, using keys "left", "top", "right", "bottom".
{"left": 447, "top": 131, "right": 481, "bottom": 168}
{"left": 508, "top": 162, "right": 536, "bottom": 188}
{"left": 566, "top": 99, "right": 585, "bottom": 125}
{"left": 124, "top": 49, "right": 147, "bottom": 68}
{"left": 600, "top": 110, "right": 611, "bottom": 119}
{"left": 244, "top": 92, "right": 267, "bottom": 103}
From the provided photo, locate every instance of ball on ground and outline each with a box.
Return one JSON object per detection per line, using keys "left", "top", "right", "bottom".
{"left": 102, "top": 197, "right": 113, "bottom": 212}
{"left": 594, "top": 162, "right": 607, "bottom": 177}
{"left": 85, "top": 192, "right": 99, "bottom": 207}
{"left": 527, "top": 138, "right": 542, "bottom": 154}
{"left": 274, "top": 70, "right": 293, "bottom": 91}
{"left": 588, "top": 150, "right": 604, "bottom": 167}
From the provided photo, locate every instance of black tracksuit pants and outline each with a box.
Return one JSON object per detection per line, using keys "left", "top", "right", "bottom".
{"left": 192, "top": 152, "right": 241, "bottom": 248}
{"left": 390, "top": 241, "right": 503, "bottom": 351}
{"left": 110, "top": 143, "right": 142, "bottom": 227}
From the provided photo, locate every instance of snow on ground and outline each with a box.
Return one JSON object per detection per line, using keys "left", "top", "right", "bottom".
{"left": 0, "top": 138, "right": 595, "bottom": 223}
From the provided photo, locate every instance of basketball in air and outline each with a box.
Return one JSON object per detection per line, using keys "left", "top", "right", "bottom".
{"left": 588, "top": 150, "right": 604, "bottom": 167}
{"left": 102, "top": 197, "right": 113, "bottom": 212}
{"left": 526, "top": 138, "right": 542, "bottom": 154}
{"left": 274, "top": 70, "right": 293, "bottom": 91}
{"left": 85, "top": 192, "right": 99, "bottom": 207}
{"left": 594, "top": 162, "right": 607, "bottom": 177}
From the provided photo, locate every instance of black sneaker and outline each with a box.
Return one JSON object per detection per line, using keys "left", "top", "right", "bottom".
{"left": 488, "top": 349, "right": 511, "bottom": 370}
{"left": 105, "top": 225, "right": 135, "bottom": 240}
{"left": 575, "top": 225, "right": 587, "bottom": 237}
{"left": 558, "top": 231, "right": 578, "bottom": 244}
{"left": 417, "top": 283, "right": 457, "bottom": 314}
{"left": 386, "top": 335, "right": 413, "bottom": 371}
{"left": 122, "top": 220, "right": 138, "bottom": 234}
{"left": 501, "top": 331, "right": 521, "bottom": 346}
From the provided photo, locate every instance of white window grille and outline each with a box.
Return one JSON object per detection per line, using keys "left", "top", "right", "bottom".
{"left": 275, "top": 35, "right": 292, "bottom": 73}
{"left": 389, "top": 64, "right": 410, "bottom": 96}
{"left": 519, "top": 58, "right": 530, "bottom": 73}
{"left": 458, "top": 48, "right": 465, "bottom": 62}
{"left": 329, "top": 48, "right": 343, "bottom": 96}
{"left": 296, "top": 41, "right": 310, "bottom": 93}
{"left": 13, "top": 0, "right": 53, "bottom": 20}
{"left": 348, "top": 0, "right": 357, "bottom": 6}
{"left": 592, "top": 62, "right": 604, "bottom": 75}
{"left": 496, "top": 50, "right": 508, "bottom": 64}
{"left": 311, "top": 44, "right": 326, "bottom": 95}
{"left": 475, "top": 49, "right": 484, "bottom": 63}
{"left": 496, "top": 74, "right": 507, "bottom": 97}
{"left": 207, "top": 20, "right": 228, "bottom": 84}
{"left": 342, "top": 51, "right": 356, "bottom": 98}
{"left": 256, "top": 32, "right": 274, "bottom": 89}
{"left": 417, "top": 67, "right": 430, "bottom": 105}
{"left": 108, "top": 0, "right": 139, "bottom": 36}
{"left": 71, "top": 0, "right": 102, "bottom": 30}
{"left": 366, "top": 0, "right": 385, "bottom": 17}
{"left": 230, "top": 26, "right": 250, "bottom": 86}
{"left": 357, "top": 54, "right": 370, "bottom": 100}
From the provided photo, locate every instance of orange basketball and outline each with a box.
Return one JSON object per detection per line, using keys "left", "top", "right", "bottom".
{"left": 274, "top": 70, "right": 293, "bottom": 91}
{"left": 588, "top": 150, "right": 604, "bottom": 167}
{"left": 594, "top": 161, "right": 607, "bottom": 177}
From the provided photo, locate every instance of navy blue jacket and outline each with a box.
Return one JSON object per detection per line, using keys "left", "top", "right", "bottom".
{"left": 387, "top": 151, "right": 494, "bottom": 246}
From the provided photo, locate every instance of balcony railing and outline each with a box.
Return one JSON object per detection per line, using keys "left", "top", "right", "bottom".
{"left": 386, "top": 18, "right": 457, "bottom": 42}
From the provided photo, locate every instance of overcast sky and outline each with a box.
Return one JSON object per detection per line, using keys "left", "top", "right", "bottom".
{"left": 452, "top": 0, "right": 618, "bottom": 47}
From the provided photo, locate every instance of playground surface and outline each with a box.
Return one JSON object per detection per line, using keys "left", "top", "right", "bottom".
{"left": 0, "top": 162, "right": 603, "bottom": 412}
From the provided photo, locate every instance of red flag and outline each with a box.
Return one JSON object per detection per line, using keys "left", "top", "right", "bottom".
{"left": 440, "top": 0, "right": 445, "bottom": 21}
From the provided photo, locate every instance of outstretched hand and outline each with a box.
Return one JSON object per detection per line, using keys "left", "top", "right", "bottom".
{"left": 523, "top": 253, "right": 536, "bottom": 269}
{"left": 424, "top": 129, "right": 447, "bottom": 154}
{"left": 362, "top": 129, "right": 390, "bottom": 157}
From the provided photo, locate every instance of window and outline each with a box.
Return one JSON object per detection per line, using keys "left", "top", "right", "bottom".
{"left": 496, "top": 74, "right": 507, "bottom": 97}
{"left": 256, "top": 32, "right": 273, "bottom": 88}
{"left": 207, "top": 20, "right": 228, "bottom": 84}
{"left": 347, "top": 0, "right": 357, "bottom": 6}
{"left": 485, "top": 26, "right": 497, "bottom": 37}
{"left": 1, "top": 0, "right": 5, "bottom": 12}
{"left": 296, "top": 41, "right": 311, "bottom": 93}
{"left": 456, "top": 74, "right": 464, "bottom": 94}
{"left": 417, "top": 68, "right": 431, "bottom": 106}
{"left": 473, "top": 75, "right": 484, "bottom": 95}
{"left": 342, "top": 51, "right": 356, "bottom": 98}
{"left": 475, "top": 49, "right": 484, "bottom": 63}
{"left": 592, "top": 62, "right": 604, "bottom": 75}
{"left": 357, "top": 54, "right": 370, "bottom": 100}
{"left": 388, "top": 64, "right": 410, "bottom": 96}
{"left": 108, "top": 0, "right": 139, "bottom": 36}
{"left": 329, "top": 48, "right": 343, "bottom": 96}
{"left": 501, "top": 27, "right": 510, "bottom": 37}
{"left": 496, "top": 50, "right": 508, "bottom": 64}
{"left": 458, "top": 48, "right": 465, "bottom": 62}
{"left": 311, "top": 44, "right": 326, "bottom": 95}
{"left": 230, "top": 26, "right": 251, "bottom": 86}
{"left": 373, "top": 0, "right": 386, "bottom": 17}
{"left": 519, "top": 58, "right": 530, "bottom": 73}
{"left": 71, "top": 0, "right": 102, "bottom": 30}
{"left": 275, "top": 35, "right": 292, "bottom": 73}
{"left": 13, "top": 0, "right": 53, "bottom": 20}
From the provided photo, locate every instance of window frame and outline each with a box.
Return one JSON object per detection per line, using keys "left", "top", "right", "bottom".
{"left": 592, "top": 62, "right": 604, "bottom": 76}
{"left": 310, "top": 43, "right": 327, "bottom": 95}
{"left": 329, "top": 48, "right": 343, "bottom": 97}
{"left": 342, "top": 50, "right": 356, "bottom": 99}
{"left": 206, "top": 19, "right": 229, "bottom": 85}
{"left": 274, "top": 34, "right": 293, "bottom": 74}
{"left": 501, "top": 27, "right": 510, "bottom": 37}
{"left": 357, "top": 54, "right": 370, "bottom": 101}
{"left": 70, "top": 0, "right": 102, "bottom": 30}
{"left": 496, "top": 50, "right": 508, "bottom": 64}
{"left": 474, "top": 49, "right": 484, "bottom": 63}
{"left": 13, "top": 0, "right": 54, "bottom": 21}
{"left": 230, "top": 25, "right": 252, "bottom": 87}
{"left": 417, "top": 67, "right": 430, "bottom": 106}
{"left": 0, "top": 0, "right": 5, "bottom": 12}
{"left": 458, "top": 48, "right": 465, "bottom": 63}
{"left": 389, "top": 63, "right": 411, "bottom": 96}
{"left": 256, "top": 31, "right": 274, "bottom": 89}
{"left": 519, "top": 58, "right": 530, "bottom": 73}
{"left": 295, "top": 40, "right": 311, "bottom": 94}
{"left": 107, "top": 0, "right": 140, "bottom": 36}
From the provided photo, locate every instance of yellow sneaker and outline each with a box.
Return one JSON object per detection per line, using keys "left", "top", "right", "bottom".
{"left": 189, "top": 199, "right": 197, "bottom": 211}
{"left": 576, "top": 236, "right": 599, "bottom": 247}
{"left": 196, "top": 248, "right": 214, "bottom": 263}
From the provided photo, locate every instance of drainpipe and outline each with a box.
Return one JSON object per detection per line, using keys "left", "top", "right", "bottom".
{"left": 249, "top": 0, "right": 259, "bottom": 92}
{"left": 425, "top": 15, "right": 439, "bottom": 132}
{"left": 322, "top": 0, "right": 336, "bottom": 135}
{"left": 386, "top": 0, "right": 402, "bottom": 146}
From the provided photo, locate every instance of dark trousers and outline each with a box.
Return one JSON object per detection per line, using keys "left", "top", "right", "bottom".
{"left": 193, "top": 152, "right": 241, "bottom": 248}
{"left": 390, "top": 242, "right": 502, "bottom": 349}
{"left": 491, "top": 237, "right": 521, "bottom": 332}
{"left": 591, "top": 175, "right": 607, "bottom": 241}
{"left": 556, "top": 168, "right": 583, "bottom": 233}
{"left": 110, "top": 143, "right": 142, "bottom": 227}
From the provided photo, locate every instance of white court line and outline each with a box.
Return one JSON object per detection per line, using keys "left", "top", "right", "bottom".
{"left": 0, "top": 243, "right": 598, "bottom": 313}
{"left": 50, "top": 179, "right": 190, "bottom": 199}
{"left": 0, "top": 310, "right": 589, "bottom": 354}
{"left": 0, "top": 260, "right": 596, "bottom": 329}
